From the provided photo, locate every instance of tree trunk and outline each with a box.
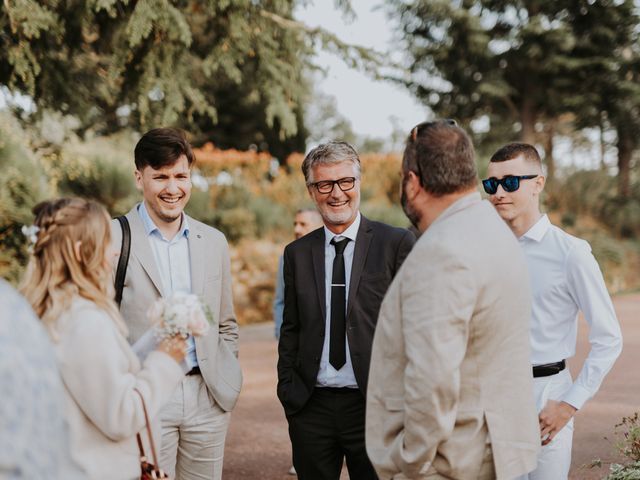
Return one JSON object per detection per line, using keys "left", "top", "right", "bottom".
{"left": 617, "top": 127, "right": 633, "bottom": 199}
{"left": 520, "top": 97, "right": 537, "bottom": 144}
{"left": 599, "top": 122, "right": 607, "bottom": 171}
{"left": 543, "top": 122, "right": 555, "bottom": 183}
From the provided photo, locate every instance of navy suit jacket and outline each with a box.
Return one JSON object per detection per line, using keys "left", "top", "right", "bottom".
{"left": 277, "top": 215, "right": 415, "bottom": 416}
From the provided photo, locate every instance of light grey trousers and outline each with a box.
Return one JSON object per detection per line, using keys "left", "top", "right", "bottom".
{"left": 159, "top": 374, "right": 231, "bottom": 480}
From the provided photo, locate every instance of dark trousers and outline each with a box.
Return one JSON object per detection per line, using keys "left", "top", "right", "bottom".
{"left": 287, "top": 387, "right": 378, "bottom": 480}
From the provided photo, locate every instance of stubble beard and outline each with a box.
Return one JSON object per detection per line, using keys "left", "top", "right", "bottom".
{"left": 401, "top": 185, "right": 421, "bottom": 229}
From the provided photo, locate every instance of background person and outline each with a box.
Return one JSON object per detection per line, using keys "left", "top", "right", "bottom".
{"left": 112, "top": 127, "right": 242, "bottom": 479}
{"left": 274, "top": 208, "right": 323, "bottom": 340}
{"left": 485, "top": 143, "right": 623, "bottom": 480}
{"left": 277, "top": 141, "right": 415, "bottom": 480}
{"left": 366, "top": 120, "right": 540, "bottom": 480}
{"left": 20, "top": 197, "right": 186, "bottom": 479}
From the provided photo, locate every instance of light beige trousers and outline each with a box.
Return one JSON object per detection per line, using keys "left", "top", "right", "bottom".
{"left": 159, "top": 374, "right": 231, "bottom": 480}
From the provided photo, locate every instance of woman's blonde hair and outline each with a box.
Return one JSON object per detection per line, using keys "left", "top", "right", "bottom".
{"left": 20, "top": 197, "right": 126, "bottom": 338}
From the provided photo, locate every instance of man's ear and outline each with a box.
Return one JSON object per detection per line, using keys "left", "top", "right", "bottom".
{"left": 534, "top": 174, "right": 546, "bottom": 194}
{"left": 134, "top": 168, "right": 143, "bottom": 191}
{"left": 405, "top": 171, "right": 421, "bottom": 199}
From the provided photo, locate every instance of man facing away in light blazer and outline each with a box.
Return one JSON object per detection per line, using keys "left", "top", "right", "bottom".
{"left": 366, "top": 120, "right": 540, "bottom": 480}
{"left": 111, "top": 127, "right": 242, "bottom": 479}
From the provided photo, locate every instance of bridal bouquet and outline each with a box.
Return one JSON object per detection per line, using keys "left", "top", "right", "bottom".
{"left": 147, "top": 292, "right": 212, "bottom": 340}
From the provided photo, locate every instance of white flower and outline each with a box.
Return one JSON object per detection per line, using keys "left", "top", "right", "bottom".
{"left": 147, "top": 298, "right": 166, "bottom": 325}
{"left": 188, "top": 306, "right": 210, "bottom": 337}
{"left": 147, "top": 293, "right": 213, "bottom": 341}
{"left": 21, "top": 224, "right": 40, "bottom": 248}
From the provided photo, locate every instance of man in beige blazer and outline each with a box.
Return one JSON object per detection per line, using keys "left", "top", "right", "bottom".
{"left": 365, "top": 120, "right": 539, "bottom": 480}
{"left": 112, "top": 127, "right": 242, "bottom": 479}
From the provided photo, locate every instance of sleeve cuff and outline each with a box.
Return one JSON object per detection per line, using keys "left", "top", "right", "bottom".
{"left": 562, "top": 384, "right": 591, "bottom": 410}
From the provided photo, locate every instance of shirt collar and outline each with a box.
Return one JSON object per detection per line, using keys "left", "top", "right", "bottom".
{"left": 137, "top": 202, "right": 190, "bottom": 240}
{"left": 520, "top": 214, "right": 550, "bottom": 242}
{"left": 324, "top": 212, "right": 361, "bottom": 246}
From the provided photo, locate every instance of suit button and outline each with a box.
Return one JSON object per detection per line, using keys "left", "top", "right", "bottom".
{"left": 314, "top": 356, "right": 320, "bottom": 362}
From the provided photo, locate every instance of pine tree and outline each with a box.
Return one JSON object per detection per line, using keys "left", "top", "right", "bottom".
{"left": 387, "top": 0, "right": 640, "bottom": 181}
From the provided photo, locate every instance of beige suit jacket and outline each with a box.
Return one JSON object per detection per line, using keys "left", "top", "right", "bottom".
{"left": 366, "top": 193, "right": 539, "bottom": 480}
{"left": 111, "top": 205, "right": 242, "bottom": 412}
{"left": 54, "top": 296, "right": 184, "bottom": 480}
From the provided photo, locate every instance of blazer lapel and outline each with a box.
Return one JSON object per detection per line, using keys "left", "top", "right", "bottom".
{"left": 185, "top": 217, "right": 208, "bottom": 361}
{"left": 126, "top": 206, "right": 164, "bottom": 296}
{"left": 187, "top": 217, "right": 205, "bottom": 297}
{"left": 311, "top": 229, "right": 326, "bottom": 322}
{"left": 347, "top": 216, "right": 373, "bottom": 319}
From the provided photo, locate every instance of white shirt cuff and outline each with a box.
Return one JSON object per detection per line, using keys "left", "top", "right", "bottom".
{"left": 562, "top": 384, "right": 591, "bottom": 410}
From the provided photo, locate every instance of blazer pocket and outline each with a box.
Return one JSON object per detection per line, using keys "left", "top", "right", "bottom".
{"left": 385, "top": 396, "right": 404, "bottom": 412}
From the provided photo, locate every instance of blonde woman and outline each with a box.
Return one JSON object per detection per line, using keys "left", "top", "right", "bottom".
{"left": 21, "top": 198, "right": 186, "bottom": 479}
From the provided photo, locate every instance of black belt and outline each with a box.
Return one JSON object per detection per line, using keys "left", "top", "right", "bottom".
{"left": 532, "top": 360, "right": 566, "bottom": 378}
{"left": 187, "top": 366, "right": 201, "bottom": 376}
{"left": 315, "top": 387, "right": 360, "bottom": 394}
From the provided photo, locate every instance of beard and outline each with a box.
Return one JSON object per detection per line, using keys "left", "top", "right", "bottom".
{"left": 155, "top": 208, "right": 182, "bottom": 224}
{"left": 401, "top": 180, "right": 421, "bottom": 229}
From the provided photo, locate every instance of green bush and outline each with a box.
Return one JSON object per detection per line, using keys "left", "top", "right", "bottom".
{"left": 184, "top": 188, "right": 216, "bottom": 225}
{"left": 215, "top": 208, "right": 257, "bottom": 242}
{"left": 0, "top": 114, "right": 50, "bottom": 282}
{"left": 57, "top": 155, "right": 138, "bottom": 215}
{"left": 547, "top": 170, "right": 640, "bottom": 239}
{"left": 361, "top": 201, "right": 412, "bottom": 229}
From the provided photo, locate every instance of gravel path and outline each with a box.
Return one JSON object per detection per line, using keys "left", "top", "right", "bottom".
{"left": 222, "top": 294, "right": 640, "bottom": 480}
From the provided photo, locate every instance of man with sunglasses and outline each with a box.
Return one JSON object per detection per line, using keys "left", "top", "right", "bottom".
{"left": 277, "top": 141, "right": 415, "bottom": 480}
{"left": 366, "top": 120, "right": 539, "bottom": 480}
{"left": 485, "top": 142, "right": 623, "bottom": 479}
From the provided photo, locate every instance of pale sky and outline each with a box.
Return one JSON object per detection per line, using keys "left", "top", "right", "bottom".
{"left": 295, "top": 1, "right": 428, "bottom": 142}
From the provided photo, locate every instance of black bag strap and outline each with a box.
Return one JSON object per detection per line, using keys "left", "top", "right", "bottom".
{"left": 115, "top": 215, "right": 131, "bottom": 307}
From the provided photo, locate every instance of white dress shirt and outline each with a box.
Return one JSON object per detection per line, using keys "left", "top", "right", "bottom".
{"left": 316, "top": 212, "right": 361, "bottom": 388}
{"left": 138, "top": 202, "right": 198, "bottom": 369}
{"left": 519, "top": 214, "right": 622, "bottom": 409}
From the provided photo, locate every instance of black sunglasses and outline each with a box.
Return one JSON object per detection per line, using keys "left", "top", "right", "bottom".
{"left": 481, "top": 175, "right": 538, "bottom": 194}
{"left": 309, "top": 177, "right": 357, "bottom": 194}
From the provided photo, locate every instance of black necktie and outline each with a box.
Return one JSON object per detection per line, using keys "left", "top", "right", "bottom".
{"left": 330, "top": 237, "right": 350, "bottom": 370}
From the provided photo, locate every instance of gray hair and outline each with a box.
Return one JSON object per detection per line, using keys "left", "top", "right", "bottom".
{"left": 301, "top": 141, "right": 361, "bottom": 184}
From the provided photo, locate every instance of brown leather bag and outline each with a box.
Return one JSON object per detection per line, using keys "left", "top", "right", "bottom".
{"left": 134, "top": 388, "right": 169, "bottom": 480}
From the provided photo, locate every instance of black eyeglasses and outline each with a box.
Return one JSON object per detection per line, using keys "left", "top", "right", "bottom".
{"left": 481, "top": 175, "right": 538, "bottom": 194}
{"left": 309, "top": 177, "right": 357, "bottom": 194}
